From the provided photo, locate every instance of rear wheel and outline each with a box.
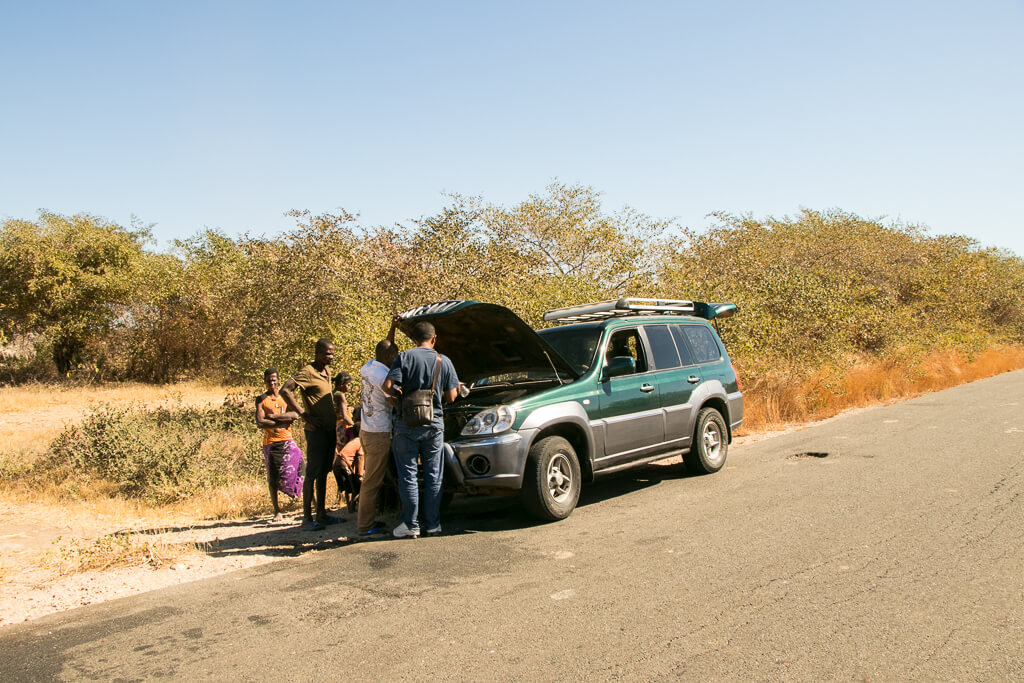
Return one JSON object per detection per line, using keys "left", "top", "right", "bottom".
{"left": 522, "top": 436, "right": 581, "bottom": 521}
{"left": 683, "top": 407, "right": 728, "bottom": 474}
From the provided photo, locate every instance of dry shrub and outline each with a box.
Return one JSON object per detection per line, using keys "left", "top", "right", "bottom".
{"left": 738, "top": 372, "right": 810, "bottom": 429}
{"left": 38, "top": 394, "right": 262, "bottom": 504}
{"left": 48, "top": 532, "right": 209, "bottom": 576}
{"left": 740, "top": 346, "right": 1024, "bottom": 432}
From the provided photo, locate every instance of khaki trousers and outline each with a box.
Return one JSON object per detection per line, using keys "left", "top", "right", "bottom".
{"left": 357, "top": 430, "right": 392, "bottom": 533}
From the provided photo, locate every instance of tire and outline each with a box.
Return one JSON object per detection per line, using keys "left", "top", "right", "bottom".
{"left": 683, "top": 407, "right": 728, "bottom": 475}
{"left": 521, "top": 436, "right": 582, "bottom": 521}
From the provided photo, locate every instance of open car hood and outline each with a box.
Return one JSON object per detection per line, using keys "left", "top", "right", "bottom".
{"left": 396, "top": 301, "right": 579, "bottom": 385}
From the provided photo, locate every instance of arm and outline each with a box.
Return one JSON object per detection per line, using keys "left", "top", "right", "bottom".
{"left": 279, "top": 384, "right": 305, "bottom": 418}
{"left": 255, "top": 397, "right": 277, "bottom": 429}
{"left": 441, "top": 359, "right": 460, "bottom": 404}
{"left": 387, "top": 314, "right": 400, "bottom": 344}
{"left": 272, "top": 410, "right": 299, "bottom": 425}
{"left": 381, "top": 378, "right": 401, "bottom": 407}
{"left": 337, "top": 394, "right": 354, "bottom": 427}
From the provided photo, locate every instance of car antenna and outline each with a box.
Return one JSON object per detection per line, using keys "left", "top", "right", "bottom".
{"left": 542, "top": 349, "right": 565, "bottom": 385}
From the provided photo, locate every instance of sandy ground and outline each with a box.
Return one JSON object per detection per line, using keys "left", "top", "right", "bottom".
{"left": 0, "top": 500, "right": 361, "bottom": 627}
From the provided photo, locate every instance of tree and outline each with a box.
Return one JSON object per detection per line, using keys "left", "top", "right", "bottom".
{"left": 0, "top": 212, "right": 151, "bottom": 374}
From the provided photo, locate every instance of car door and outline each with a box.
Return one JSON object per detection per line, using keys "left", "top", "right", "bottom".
{"left": 644, "top": 323, "right": 700, "bottom": 449}
{"left": 595, "top": 327, "right": 665, "bottom": 468}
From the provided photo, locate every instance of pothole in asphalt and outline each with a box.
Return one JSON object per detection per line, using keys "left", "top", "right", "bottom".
{"left": 788, "top": 451, "right": 830, "bottom": 460}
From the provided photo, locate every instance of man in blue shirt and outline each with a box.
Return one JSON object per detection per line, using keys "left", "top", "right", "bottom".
{"left": 383, "top": 321, "right": 459, "bottom": 538}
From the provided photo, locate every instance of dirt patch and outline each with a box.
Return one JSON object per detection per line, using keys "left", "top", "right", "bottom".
{"left": 0, "top": 502, "right": 359, "bottom": 627}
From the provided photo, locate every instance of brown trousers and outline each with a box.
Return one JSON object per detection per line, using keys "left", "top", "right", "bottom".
{"left": 357, "top": 430, "right": 392, "bottom": 533}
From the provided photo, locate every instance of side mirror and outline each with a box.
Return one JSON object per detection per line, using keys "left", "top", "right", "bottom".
{"left": 604, "top": 355, "right": 636, "bottom": 380}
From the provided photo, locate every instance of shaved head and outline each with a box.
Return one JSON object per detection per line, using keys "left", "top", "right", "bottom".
{"left": 375, "top": 339, "right": 397, "bottom": 365}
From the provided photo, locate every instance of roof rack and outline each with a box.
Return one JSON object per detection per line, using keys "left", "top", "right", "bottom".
{"left": 543, "top": 298, "right": 697, "bottom": 324}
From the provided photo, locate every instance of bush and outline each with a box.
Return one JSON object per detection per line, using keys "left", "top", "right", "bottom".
{"left": 46, "top": 394, "right": 262, "bottom": 503}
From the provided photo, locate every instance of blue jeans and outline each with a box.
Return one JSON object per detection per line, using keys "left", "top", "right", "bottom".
{"left": 392, "top": 425, "right": 444, "bottom": 532}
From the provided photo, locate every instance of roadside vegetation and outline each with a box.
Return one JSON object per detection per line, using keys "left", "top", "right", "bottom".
{"left": 3, "top": 182, "right": 1024, "bottom": 512}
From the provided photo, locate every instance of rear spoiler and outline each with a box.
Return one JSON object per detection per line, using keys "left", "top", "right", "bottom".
{"left": 694, "top": 302, "right": 739, "bottom": 321}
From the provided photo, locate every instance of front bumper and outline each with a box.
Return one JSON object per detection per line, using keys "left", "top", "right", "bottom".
{"left": 448, "top": 428, "right": 537, "bottom": 491}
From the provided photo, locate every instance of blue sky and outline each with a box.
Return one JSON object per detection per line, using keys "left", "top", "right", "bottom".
{"left": 1, "top": 1, "right": 1022, "bottom": 255}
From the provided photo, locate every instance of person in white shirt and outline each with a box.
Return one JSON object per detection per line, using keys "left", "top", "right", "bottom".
{"left": 355, "top": 316, "right": 399, "bottom": 536}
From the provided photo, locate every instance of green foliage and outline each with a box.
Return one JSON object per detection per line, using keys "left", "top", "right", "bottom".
{"left": 46, "top": 396, "right": 261, "bottom": 503}
{"left": 661, "top": 209, "right": 1024, "bottom": 377}
{"left": 90, "top": 182, "right": 655, "bottom": 384}
{"left": 3, "top": 191, "right": 1023, "bottom": 391}
{"left": 0, "top": 212, "right": 152, "bottom": 376}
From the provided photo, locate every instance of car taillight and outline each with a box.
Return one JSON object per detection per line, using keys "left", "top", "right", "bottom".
{"left": 732, "top": 364, "right": 741, "bottom": 391}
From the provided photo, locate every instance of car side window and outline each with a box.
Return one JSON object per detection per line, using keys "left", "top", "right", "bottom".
{"left": 605, "top": 328, "right": 649, "bottom": 374}
{"left": 644, "top": 325, "right": 681, "bottom": 370}
{"left": 670, "top": 325, "right": 695, "bottom": 366}
{"left": 682, "top": 324, "right": 722, "bottom": 364}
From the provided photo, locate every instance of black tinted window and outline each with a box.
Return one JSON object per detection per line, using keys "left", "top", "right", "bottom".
{"left": 670, "top": 326, "right": 695, "bottom": 366}
{"left": 682, "top": 325, "right": 721, "bottom": 364}
{"left": 644, "top": 325, "right": 680, "bottom": 370}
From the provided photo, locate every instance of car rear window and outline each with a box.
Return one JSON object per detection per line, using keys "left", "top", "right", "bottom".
{"left": 681, "top": 324, "right": 721, "bottom": 364}
{"left": 644, "top": 325, "right": 681, "bottom": 370}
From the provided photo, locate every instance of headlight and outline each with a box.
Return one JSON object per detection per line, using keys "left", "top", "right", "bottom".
{"left": 461, "top": 405, "right": 516, "bottom": 436}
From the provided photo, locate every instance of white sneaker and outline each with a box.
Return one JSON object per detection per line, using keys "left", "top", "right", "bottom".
{"left": 392, "top": 522, "right": 419, "bottom": 539}
{"left": 425, "top": 525, "right": 442, "bottom": 536}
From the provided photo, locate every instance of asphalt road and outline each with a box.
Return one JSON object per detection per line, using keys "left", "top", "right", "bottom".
{"left": 3, "top": 370, "right": 1023, "bottom": 681}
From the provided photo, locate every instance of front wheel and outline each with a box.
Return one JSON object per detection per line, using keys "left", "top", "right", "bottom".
{"left": 522, "top": 436, "right": 582, "bottom": 521}
{"left": 683, "top": 407, "right": 728, "bottom": 475}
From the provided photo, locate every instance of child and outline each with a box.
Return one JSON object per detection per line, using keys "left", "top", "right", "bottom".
{"left": 332, "top": 371, "right": 360, "bottom": 508}
{"left": 334, "top": 425, "right": 364, "bottom": 511}
{"left": 255, "top": 368, "right": 304, "bottom": 522}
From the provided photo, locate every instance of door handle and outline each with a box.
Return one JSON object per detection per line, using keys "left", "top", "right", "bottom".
{"left": 687, "top": 375, "right": 701, "bottom": 384}
{"left": 640, "top": 383, "right": 655, "bottom": 393}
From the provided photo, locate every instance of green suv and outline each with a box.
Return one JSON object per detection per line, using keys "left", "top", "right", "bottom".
{"left": 395, "top": 298, "right": 743, "bottom": 521}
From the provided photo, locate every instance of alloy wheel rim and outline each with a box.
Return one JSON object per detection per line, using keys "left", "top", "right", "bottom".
{"left": 703, "top": 421, "right": 723, "bottom": 462}
{"left": 547, "top": 453, "right": 573, "bottom": 503}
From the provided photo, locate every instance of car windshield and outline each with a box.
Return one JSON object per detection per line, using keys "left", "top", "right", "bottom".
{"left": 536, "top": 325, "right": 602, "bottom": 375}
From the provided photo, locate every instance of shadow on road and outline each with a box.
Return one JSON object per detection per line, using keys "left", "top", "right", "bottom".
{"left": 113, "top": 459, "right": 697, "bottom": 558}
{"left": 424, "top": 457, "right": 695, "bottom": 537}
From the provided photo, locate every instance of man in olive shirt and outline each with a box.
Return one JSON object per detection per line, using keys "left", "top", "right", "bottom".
{"left": 282, "top": 338, "right": 339, "bottom": 530}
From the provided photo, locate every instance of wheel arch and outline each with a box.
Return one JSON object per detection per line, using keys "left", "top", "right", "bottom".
{"left": 519, "top": 401, "right": 596, "bottom": 482}
{"left": 698, "top": 396, "right": 732, "bottom": 442}
{"left": 531, "top": 423, "right": 594, "bottom": 483}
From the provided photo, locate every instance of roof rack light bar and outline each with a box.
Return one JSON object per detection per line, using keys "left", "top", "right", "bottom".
{"left": 543, "top": 298, "right": 697, "bottom": 324}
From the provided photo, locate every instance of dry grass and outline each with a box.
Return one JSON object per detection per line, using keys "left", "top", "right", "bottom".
{"left": 2, "top": 466, "right": 307, "bottom": 524}
{"left": 46, "top": 532, "right": 211, "bottom": 576}
{"left": 0, "top": 381, "right": 237, "bottom": 460}
{"left": 739, "top": 346, "right": 1024, "bottom": 433}
{"left": 163, "top": 480, "right": 300, "bottom": 520}
{"left": 0, "top": 380, "right": 233, "bottom": 413}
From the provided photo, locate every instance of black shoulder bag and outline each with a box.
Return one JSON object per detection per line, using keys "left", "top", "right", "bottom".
{"left": 401, "top": 352, "right": 442, "bottom": 428}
